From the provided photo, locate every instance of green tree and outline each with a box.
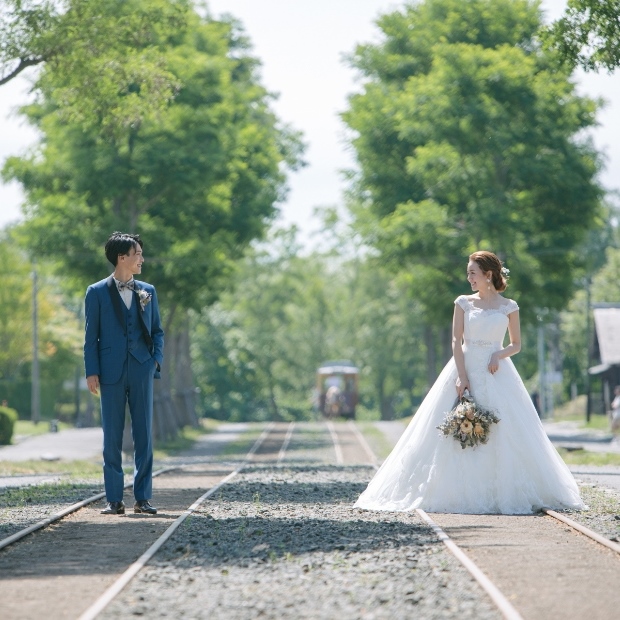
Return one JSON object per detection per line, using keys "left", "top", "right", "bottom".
{"left": 343, "top": 0, "right": 603, "bottom": 333}
{"left": 3, "top": 7, "right": 303, "bottom": 435}
{"left": 0, "top": 0, "right": 188, "bottom": 106}
{"left": 190, "top": 222, "right": 431, "bottom": 422}
{"left": 191, "top": 304, "right": 263, "bottom": 421}
{"left": 543, "top": 0, "right": 620, "bottom": 72}
{"left": 0, "top": 234, "right": 81, "bottom": 418}
{"left": 591, "top": 247, "right": 620, "bottom": 302}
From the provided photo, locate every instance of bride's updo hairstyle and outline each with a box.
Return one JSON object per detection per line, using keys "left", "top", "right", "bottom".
{"left": 469, "top": 251, "right": 508, "bottom": 292}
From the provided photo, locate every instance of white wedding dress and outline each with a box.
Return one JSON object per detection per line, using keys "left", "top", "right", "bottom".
{"left": 355, "top": 295, "right": 584, "bottom": 514}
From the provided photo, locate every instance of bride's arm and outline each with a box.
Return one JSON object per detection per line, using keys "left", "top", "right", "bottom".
{"left": 452, "top": 305, "right": 470, "bottom": 397}
{"left": 488, "top": 311, "right": 522, "bottom": 374}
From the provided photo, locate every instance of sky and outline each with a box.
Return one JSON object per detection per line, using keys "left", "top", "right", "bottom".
{"left": 0, "top": 0, "right": 618, "bottom": 244}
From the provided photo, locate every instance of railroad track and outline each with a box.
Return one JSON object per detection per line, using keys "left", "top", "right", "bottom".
{"left": 326, "top": 420, "right": 620, "bottom": 620}
{"left": 0, "top": 421, "right": 619, "bottom": 619}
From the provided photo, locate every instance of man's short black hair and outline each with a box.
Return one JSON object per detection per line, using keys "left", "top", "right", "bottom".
{"left": 104, "top": 232, "right": 143, "bottom": 266}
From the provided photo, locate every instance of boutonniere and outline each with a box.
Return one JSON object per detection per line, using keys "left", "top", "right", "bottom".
{"left": 136, "top": 288, "right": 152, "bottom": 311}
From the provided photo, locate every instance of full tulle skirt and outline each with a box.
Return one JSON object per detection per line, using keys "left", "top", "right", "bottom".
{"left": 355, "top": 348, "right": 584, "bottom": 514}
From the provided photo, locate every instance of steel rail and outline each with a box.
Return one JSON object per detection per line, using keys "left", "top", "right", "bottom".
{"left": 543, "top": 508, "right": 620, "bottom": 555}
{"left": 346, "top": 419, "right": 379, "bottom": 467}
{"left": 349, "top": 424, "right": 525, "bottom": 620}
{"left": 325, "top": 420, "right": 344, "bottom": 464}
{"left": 77, "top": 423, "right": 275, "bottom": 620}
{"left": 415, "top": 508, "right": 524, "bottom": 620}
{"left": 0, "top": 423, "right": 270, "bottom": 553}
{"left": 0, "top": 465, "right": 178, "bottom": 552}
{"left": 277, "top": 421, "right": 295, "bottom": 465}
{"left": 350, "top": 420, "right": 620, "bottom": 617}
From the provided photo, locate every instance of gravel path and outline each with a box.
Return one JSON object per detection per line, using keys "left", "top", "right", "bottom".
{"left": 1, "top": 421, "right": 619, "bottom": 620}
{"left": 102, "top": 465, "right": 500, "bottom": 620}
{"left": 0, "top": 478, "right": 104, "bottom": 540}
{"left": 566, "top": 481, "right": 620, "bottom": 542}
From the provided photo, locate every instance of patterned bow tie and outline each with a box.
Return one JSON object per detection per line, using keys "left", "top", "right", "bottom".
{"left": 117, "top": 280, "right": 135, "bottom": 292}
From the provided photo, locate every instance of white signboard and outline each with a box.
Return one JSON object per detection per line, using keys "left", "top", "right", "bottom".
{"left": 593, "top": 308, "right": 620, "bottom": 365}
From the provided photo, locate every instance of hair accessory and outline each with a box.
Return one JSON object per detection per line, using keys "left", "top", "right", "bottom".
{"left": 501, "top": 267, "right": 510, "bottom": 278}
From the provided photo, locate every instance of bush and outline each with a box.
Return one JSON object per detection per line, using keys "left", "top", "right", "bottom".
{"left": 0, "top": 406, "right": 18, "bottom": 445}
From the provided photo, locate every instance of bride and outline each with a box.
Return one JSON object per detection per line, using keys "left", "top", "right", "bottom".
{"left": 355, "top": 251, "right": 584, "bottom": 514}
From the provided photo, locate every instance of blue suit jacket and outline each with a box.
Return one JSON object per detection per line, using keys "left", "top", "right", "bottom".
{"left": 84, "top": 276, "right": 164, "bottom": 384}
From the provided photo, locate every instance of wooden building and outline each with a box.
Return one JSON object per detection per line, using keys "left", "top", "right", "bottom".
{"left": 588, "top": 304, "right": 620, "bottom": 416}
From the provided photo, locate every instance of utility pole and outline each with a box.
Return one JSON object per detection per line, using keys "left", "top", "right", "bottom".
{"left": 74, "top": 304, "right": 82, "bottom": 425}
{"left": 537, "top": 322, "right": 546, "bottom": 418}
{"left": 585, "top": 278, "right": 592, "bottom": 423}
{"left": 31, "top": 263, "right": 40, "bottom": 424}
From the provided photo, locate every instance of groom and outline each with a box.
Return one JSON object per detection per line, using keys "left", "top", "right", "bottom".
{"left": 84, "top": 232, "right": 164, "bottom": 515}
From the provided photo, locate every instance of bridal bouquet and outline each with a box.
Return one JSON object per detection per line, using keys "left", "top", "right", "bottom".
{"left": 437, "top": 392, "right": 500, "bottom": 449}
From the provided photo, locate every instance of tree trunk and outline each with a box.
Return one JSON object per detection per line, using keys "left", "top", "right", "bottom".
{"left": 377, "top": 374, "right": 393, "bottom": 421}
{"left": 173, "top": 321, "right": 199, "bottom": 428}
{"left": 380, "top": 395, "right": 394, "bottom": 421}
{"left": 152, "top": 304, "right": 185, "bottom": 442}
{"left": 267, "top": 367, "right": 280, "bottom": 420}
{"left": 440, "top": 326, "right": 452, "bottom": 365}
{"left": 425, "top": 324, "right": 437, "bottom": 389}
{"left": 153, "top": 326, "right": 183, "bottom": 442}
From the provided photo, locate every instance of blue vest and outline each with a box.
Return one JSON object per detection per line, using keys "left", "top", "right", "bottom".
{"left": 123, "top": 296, "right": 152, "bottom": 364}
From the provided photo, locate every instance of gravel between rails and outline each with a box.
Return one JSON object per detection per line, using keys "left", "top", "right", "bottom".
{"left": 566, "top": 483, "right": 620, "bottom": 542}
{"left": 101, "top": 465, "right": 500, "bottom": 620}
{"left": 0, "top": 478, "right": 104, "bottom": 540}
{"left": 1, "top": 422, "right": 618, "bottom": 620}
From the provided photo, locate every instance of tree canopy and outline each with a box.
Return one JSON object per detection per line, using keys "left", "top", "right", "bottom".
{"left": 543, "top": 0, "right": 620, "bottom": 72}
{"left": 343, "top": 0, "right": 603, "bottom": 326}
{"left": 0, "top": 0, "right": 188, "bottom": 94}
{"left": 3, "top": 7, "right": 303, "bottom": 315}
{"left": 191, "top": 225, "right": 429, "bottom": 421}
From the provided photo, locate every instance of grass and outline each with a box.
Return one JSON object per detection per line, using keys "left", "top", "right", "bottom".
{"left": 1, "top": 418, "right": 222, "bottom": 473}
{"left": 0, "top": 481, "right": 104, "bottom": 509}
{"left": 152, "top": 417, "right": 222, "bottom": 459}
{"left": 557, "top": 448, "right": 620, "bottom": 467}
{"left": 551, "top": 396, "right": 620, "bottom": 466}
{"left": 358, "top": 422, "right": 394, "bottom": 460}
{"left": 13, "top": 419, "right": 72, "bottom": 438}
{"left": 219, "top": 427, "right": 262, "bottom": 459}
{"left": 0, "top": 459, "right": 102, "bottom": 477}
{"left": 551, "top": 395, "right": 611, "bottom": 431}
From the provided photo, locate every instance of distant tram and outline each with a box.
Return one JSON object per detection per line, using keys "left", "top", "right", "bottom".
{"left": 316, "top": 360, "right": 359, "bottom": 419}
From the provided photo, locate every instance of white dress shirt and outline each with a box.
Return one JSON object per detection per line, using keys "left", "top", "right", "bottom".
{"left": 113, "top": 276, "right": 134, "bottom": 309}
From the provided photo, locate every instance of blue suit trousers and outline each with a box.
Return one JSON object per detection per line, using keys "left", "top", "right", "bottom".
{"left": 100, "top": 354, "right": 155, "bottom": 502}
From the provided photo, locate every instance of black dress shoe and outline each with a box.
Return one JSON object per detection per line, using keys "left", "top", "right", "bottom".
{"left": 101, "top": 501, "right": 125, "bottom": 515}
{"left": 134, "top": 500, "right": 157, "bottom": 514}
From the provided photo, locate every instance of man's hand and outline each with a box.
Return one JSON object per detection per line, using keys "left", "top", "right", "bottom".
{"left": 86, "top": 375, "right": 100, "bottom": 396}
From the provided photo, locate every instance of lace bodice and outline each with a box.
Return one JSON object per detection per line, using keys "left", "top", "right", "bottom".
{"left": 455, "top": 295, "right": 519, "bottom": 345}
